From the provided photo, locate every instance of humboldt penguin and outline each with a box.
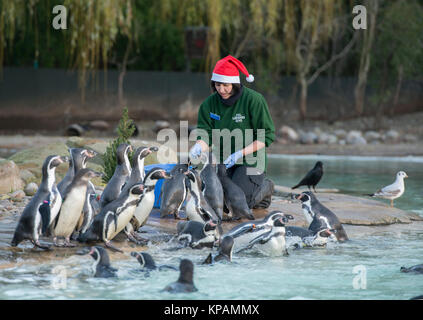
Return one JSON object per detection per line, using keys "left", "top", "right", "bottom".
{"left": 78, "top": 183, "right": 144, "bottom": 252}
{"left": 185, "top": 169, "right": 220, "bottom": 224}
{"left": 160, "top": 164, "right": 189, "bottom": 219}
{"left": 294, "top": 191, "right": 348, "bottom": 242}
{"left": 292, "top": 161, "right": 324, "bottom": 192}
{"left": 99, "top": 143, "right": 133, "bottom": 208}
{"left": 400, "top": 264, "right": 423, "bottom": 274}
{"left": 52, "top": 169, "right": 102, "bottom": 247}
{"left": 285, "top": 226, "right": 334, "bottom": 248}
{"left": 176, "top": 220, "right": 219, "bottom": 249}
{"left": 88, "top": 246, "right": 118, "bottom": 278}
{"left": 11, "top": 155, "right": 67, "bottom": 249}
{"left": 224, "top": 211, "right": 293, "bottom": 253}
{"left": 202, "top": 235, "right": 234, "bottom": 265}
{"left": 200, "top": 152, "right": 224, "bottom": 221}
{"left": 217, "top": 164, "right": 254, "bottom": 221}
{"left": 131, "top": 251, "right": 177, "bottom": 271}
{"left": 162, "top": 259, "right": 198, "bottom": 293}
{"left": 124, "top": 168, "right": 171, "bottom": 243}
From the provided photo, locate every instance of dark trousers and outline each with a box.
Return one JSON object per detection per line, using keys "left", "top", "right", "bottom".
{"left": 227, "top": 165, "right": 274, "bottom": 209}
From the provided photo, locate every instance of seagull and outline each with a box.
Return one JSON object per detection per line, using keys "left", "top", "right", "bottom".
{"left": 368, "top": 171, "right": 408, "bottom": 207}
{"left": 292, "top": 161, "right": 323, "bottom": 192}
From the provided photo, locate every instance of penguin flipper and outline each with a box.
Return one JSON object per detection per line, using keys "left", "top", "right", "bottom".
{"left": 202, "top": 253, "right": 213, "bottom": 265}
{"left": 39, "top": 202, "right": 51, "bottom": 235}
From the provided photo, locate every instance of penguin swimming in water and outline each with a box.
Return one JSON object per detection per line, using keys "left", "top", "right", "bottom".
{"left": 294, "top": 191, "right": 348, "bottom": 242}
{"left": 78, "top": 183, "right": 144, "bottom": 252}
{"left": 400, "top": 264, "right": 423, "bottom": 274}
{"left": 52, "top": 169, "right": 102, "bottom": 247}
{"left": 87, "top": 246, "right": 118, "bottom": 278}
{"left": 160, "top": 164, "right": 189, "bottom": 219}
{"left": 184, "top": 169, "right": 220, "bottom": 224}
{"left": 285, "top": 226, "right": 334, "bottom": 248}
{"left": 224, "top": 211, "right": 294, "bottom": 253}
{"left": 217, "top": 164, "right": 254, "bottom": 221}
{"left": 176, "top": 220, "right": 219, "bottom": 249}
{"left": 235, "top": 214, "right": 291, "bottom": 256}
{"left": 99, "top": 143, "right": 133, "bottom": 209}
{"left": 124, "top": 167, "right": 171, "bottom": 243}
{"left": 162, "top": 259, "right": 198, "bottom": 293}
{"left": 292, "top": 161, "right": 323, "bottom": 192}
{"left": 202, "top": 235, "right": 234, "bottom": 264}
{"left": 200, "top": 152, "right": 224, "bottom": 222}
{"left": 131, "top": 251, "right": 177, "bottom": 272}
{"left": 11, "top": 155, "right": 67, "bottom": 249}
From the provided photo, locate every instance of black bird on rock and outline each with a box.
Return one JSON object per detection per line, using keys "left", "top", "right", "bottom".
{"left": 292, "top": 161, "right": 323, "bottom": 192}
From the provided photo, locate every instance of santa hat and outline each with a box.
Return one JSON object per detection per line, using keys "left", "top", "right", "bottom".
{"left": 211, "top": 55, "right": 254, "bottom": 83}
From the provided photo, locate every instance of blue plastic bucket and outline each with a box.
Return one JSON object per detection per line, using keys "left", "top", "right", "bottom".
{"left": 144, "top": 163, "right": 177, "bottom": 208}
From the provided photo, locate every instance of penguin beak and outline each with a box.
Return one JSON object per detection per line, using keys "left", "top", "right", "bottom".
{"left": 130, "top": 252, "right": 140, "bottom": 258}
{"left": 162, "top": 171, "right": 171, "bottom": 179}
{"left": 149, "top": 146, "right": 159, "bottom": 152}
{"left": 60, "top": 156, "right": 69, "bottom": 163}
{"left": 86, "top": 150, "right": 98, "bottom": 158}
{"left": 75, "top": 247, "right": 91, "bottom": 255}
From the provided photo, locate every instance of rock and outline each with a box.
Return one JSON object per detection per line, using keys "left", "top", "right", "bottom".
{"left": 333, "top": 129, "right": 347, "bottom": 140}
{"left": 153, "top": 120, "right": 170, "bottom": 133}
{"left": 364, "top": 131, "right": 381, "bottom": 142}
{"left": 24, "top": 182, "right": 38, "bottom": 196}
{"left": 384, "top": 130, "right": 400, "bottom": 143}
{"left": 346, "top": 130, "right": 367, "bottom": 145}
{"left": 0, "top": 159, "right": 25, "bottom": 194}
{"left": 299, "top": 131, "right": 318, "bottom": 144}
{"left": 278, "top": 125, "right": 299, "bottom": 143}
{"left": 89, "top": 120, "right": 110, "bottom": 131}
{"left": 9, "top": 190, "right": 25, "bottom": 199}
{"left": 19, "top": 169, "right": 36, "bottom": 183}
{"left": 326, "top": 134, "right": 338, "bottom": 145}
{"left": 338, "top": 139, "right": 346, "bottom": 145}
{"left": 65, "top": 123, "right": 86, "bottom": 137}
{"left": 403, "top": 134, "right": 418, "bottom": 143}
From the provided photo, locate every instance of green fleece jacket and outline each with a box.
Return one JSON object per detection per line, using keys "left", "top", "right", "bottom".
{"left": 196, "top": 87, "right": 275, "bottom": 172}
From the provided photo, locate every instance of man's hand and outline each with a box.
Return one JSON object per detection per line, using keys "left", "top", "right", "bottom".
{"left": 189, "top": 143, "right": 203, "bottom": 160}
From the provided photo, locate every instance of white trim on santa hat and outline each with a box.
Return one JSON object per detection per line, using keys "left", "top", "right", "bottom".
{"left": 211, "top": 73, "right": 240, "bottom": 84}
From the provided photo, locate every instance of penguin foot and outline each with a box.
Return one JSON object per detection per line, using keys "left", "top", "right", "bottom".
{"left": 63, "top": 242, "right": 76, "bottom": 247}
{"left": 104, "top": 241, "right": 124, "bottom": 253}
{"left": 32, "top": 240, "right": 51, "bottom": 250}
{"left": 173, "top": 213, "right": 186, "bottom": 220}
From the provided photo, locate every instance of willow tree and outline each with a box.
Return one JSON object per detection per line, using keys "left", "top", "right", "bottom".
{"left": 283, "top": 0, "right": 356, "bottom": 120}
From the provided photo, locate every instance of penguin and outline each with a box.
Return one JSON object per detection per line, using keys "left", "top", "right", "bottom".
{"left": 235, "top": 215, "right": 290, "bottom": 256}
{"left": 130, "top": 251, "right": 177, "bottom": 271}
{"left": 202, "top": 235, "right": 234, "bottom": 264}
{"left": 160, "top": 164, "right": 189, "bottom": 219}
{"left": 87, "top": 246, "right": 118, "bottom": 278}
{"left": 400, "top": 264, "right": 423, "bottom": 274}
{"left": 176, "top": 220, "right": 219, "bottom": 249}
{"left": 120, "top": 146, "right": 158, "bottom": 196}
{"left": 78, "top": 183, "right": 144, "bottom": 252}
{"left": 123, "top": 167, "right": 171, "bottom": 243}
{"left": 162, "top": 259, "right": 198, "bottom": 293}
{"left": 11, "top": 155, "right": 67, "bottom": 249}
{"left": 292, "top": 161, "right": 323, "bottom": 192}
{"left": 184, "top": 169, "right": 220, "bottom": 224}
{"left": 99, "top": 143, "right": 133, "bottom": 208}
{"left": 200, "top": 152, "right": 224, "bottom": 221}
{"left": 294, "top": 191, "right": 349, "bottom": 242}
{"left": 224, "top": 211, "right": 294, "bottom": 253}
{"left": 217, "top": 164, "right": 254, "bottom": 221}
{"left": 57, "top": 148, "right": 97, "bottom": 196}
{"left": 285, "top": 226, "right": 334, "bottom": 248}
{"left": 52, "top": 169, "right": 102, "bottom": 247}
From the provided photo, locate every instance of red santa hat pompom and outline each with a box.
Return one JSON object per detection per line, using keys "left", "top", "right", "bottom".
{"left": 211, "top": 55, "right": 254, "bottom": 84}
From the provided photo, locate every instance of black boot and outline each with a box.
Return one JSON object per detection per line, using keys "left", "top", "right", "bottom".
{"left": 252, "top": 178, "right": 274, "bottom": 209}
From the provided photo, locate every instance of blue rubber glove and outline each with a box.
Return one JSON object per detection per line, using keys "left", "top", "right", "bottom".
{"left": 189, "top": 143, "right": 202, "bottom": 160}
{"left": 223, "top": 150, "right": 244, "bottom": 169}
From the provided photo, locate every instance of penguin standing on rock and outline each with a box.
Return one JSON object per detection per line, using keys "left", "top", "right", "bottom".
{"left": 217, "top": 164, "right": 254, "bottom": 221}
{"left": 52, "top": 169, "right": 102, "bottom": 247}
{"left": 99, "top": 143, "right": 133, "bottom": 209}
{"left": 294, "top": 191, "right": 348, "bottom": 242}
{"left": 124, "top": 168, "right": 171, "bottom": 243}
{"left": 162, "top": 259, "right": 198, "bottom": 293}
{"left": 11, "top": 155, "right": 67, "bottom": 249}
{"left": 160, "top": 164, "right": 189, "bottom": 219}
{"left": 78, "top": 183, "right": 144, "bottom": 252}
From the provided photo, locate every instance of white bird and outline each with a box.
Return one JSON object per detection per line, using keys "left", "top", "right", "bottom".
{"left": 369, "top": 171, "right": 408, "bottom": 207}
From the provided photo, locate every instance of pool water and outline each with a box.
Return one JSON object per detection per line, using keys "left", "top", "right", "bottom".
{"left": 0, "top": 155, "right": 422, "bottom": 300}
